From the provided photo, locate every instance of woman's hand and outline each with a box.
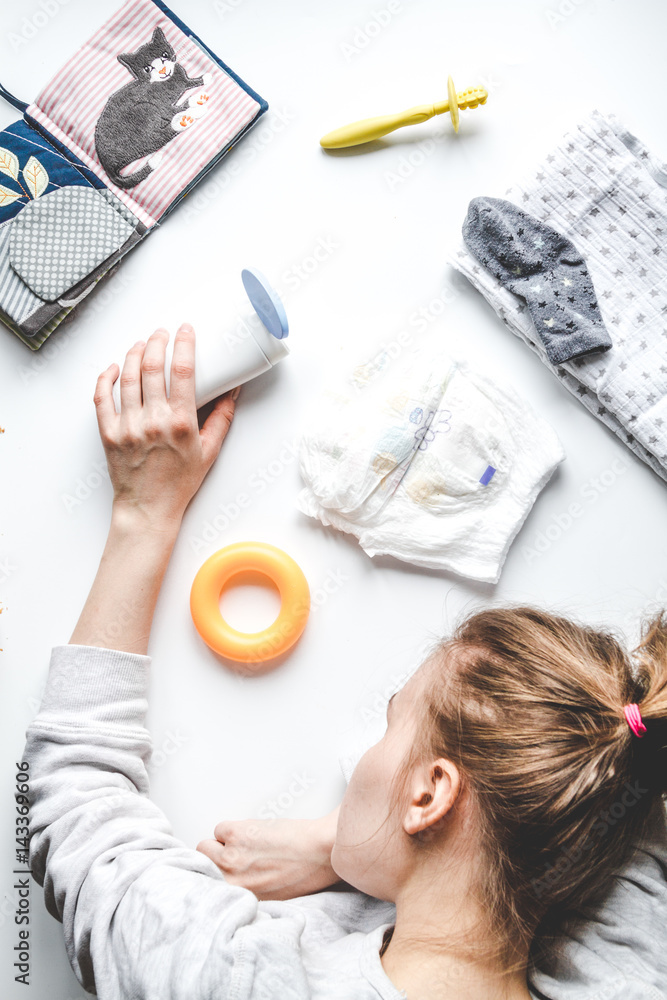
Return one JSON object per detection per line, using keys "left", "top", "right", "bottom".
{"left": 69, "top": 324, "right": 239, "bottom": 654}
{"left": 196, "top": 808, "right": 342, "bottom": 901}
{"left": 94, "top": 323, "right": 239, "bottom": 531}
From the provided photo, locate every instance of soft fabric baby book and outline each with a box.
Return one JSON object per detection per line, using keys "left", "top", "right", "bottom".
{"left": 0, "top": 0, "right": 267, "bottom": 349}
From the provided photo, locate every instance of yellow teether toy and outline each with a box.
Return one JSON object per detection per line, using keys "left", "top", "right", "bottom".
{"left": 190, "top": 541, "right": 310, "bottom": 669}
{"left": 320, "top": 76, "right": 487, "bottom": 149}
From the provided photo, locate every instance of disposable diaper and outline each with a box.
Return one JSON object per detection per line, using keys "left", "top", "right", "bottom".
{"left": 296, "top": 339, "right": 565, "bottom": 584}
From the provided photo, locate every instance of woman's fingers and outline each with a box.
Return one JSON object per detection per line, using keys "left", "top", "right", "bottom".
{"left": 199, "top": 389, "right": 239, "bottom": 467}
{"left": 196, "top": 837, "right": 231, "bottom": 870}
{"left": 213, "top": 820, "right": 233, "bottom": 843}
{"left": 119, "top": 339, "right": 146, "bottom": 413}
{"left": 169, "top": 323, "right": 197, "bottom": 412}
{"left": 93, "top": 363, "right": 120, "bottom": 440}
{"left": 140, "top": 328, "right": 170, "bottom": 407}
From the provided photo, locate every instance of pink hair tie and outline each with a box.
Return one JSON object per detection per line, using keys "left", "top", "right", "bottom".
{"left": 623, "top": 703, "right": 647, "bottom": 738}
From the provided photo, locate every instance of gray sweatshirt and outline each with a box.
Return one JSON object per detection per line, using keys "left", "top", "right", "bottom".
{"left": 22, "top": 644, "right": 667, "bottom": 1000}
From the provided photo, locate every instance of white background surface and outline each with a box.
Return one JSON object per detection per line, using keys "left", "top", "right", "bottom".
{"left": 1, "top": 0, "right": 667, "bottom": 996}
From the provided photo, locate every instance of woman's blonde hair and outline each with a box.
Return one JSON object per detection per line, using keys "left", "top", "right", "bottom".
{"left": 390, "top": 604, "right": 667, "bottom": 966}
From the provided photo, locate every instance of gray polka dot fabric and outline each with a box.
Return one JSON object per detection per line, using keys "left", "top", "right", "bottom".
{"left": 8, "top": 186, "right": 134, "bottom": 302}
{"left": 98, "top": 187, "right": 142, "bottom": 230}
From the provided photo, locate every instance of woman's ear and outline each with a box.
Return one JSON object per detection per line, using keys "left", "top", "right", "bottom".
{"left": 402, "top": 758, "right": 460, "bottom": 839}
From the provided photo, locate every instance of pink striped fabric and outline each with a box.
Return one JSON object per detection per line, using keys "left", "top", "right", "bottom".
{"left": 27, "top": 0, "right": 261, "bottom": 227}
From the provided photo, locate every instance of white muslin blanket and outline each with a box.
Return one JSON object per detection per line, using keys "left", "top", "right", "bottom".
{"left": 296, "top": 338, "right": 565, "bottom": 584}
{"left": 448, "top": 109, "right": 667, "bottom": 483}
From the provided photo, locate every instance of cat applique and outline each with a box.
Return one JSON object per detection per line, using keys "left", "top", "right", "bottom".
{"left": 94, "top": 27, "right": 211, "bottom": 190}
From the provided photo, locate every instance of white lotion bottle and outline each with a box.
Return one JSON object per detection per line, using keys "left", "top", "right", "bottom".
{"left": 112, "top": 268, "right": 289, "bottom": 411}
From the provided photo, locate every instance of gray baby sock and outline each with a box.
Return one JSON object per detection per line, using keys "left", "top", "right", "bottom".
{"left": 462, "top": 196, "right": 612, "bottom": 365}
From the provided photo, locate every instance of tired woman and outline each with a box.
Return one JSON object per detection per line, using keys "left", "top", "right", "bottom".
{"left": 23, "top": 326, "right": 667, "bottom": 1000}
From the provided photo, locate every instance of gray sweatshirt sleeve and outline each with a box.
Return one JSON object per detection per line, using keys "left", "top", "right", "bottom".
{"left": 21, "top": 644, "right": 307, "bottom": 1000}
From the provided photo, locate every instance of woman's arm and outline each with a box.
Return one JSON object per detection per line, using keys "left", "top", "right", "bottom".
{"left": 22, "top": 326, "right": 282, "bottom": 999}
{"left": 69, "top": 323, "right": 238, "bottom": 654}
{"left": 196, "top": 806, "right": 343, "bottom": 900}
{"left": 68, "top": 511, "right": 179, "bottom": 654}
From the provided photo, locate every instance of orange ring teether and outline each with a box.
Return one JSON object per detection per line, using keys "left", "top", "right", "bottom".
{"left": 190, "top": 542, "right": 310, "bottom": 665}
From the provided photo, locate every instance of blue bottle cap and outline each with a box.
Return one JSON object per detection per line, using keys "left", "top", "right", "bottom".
{"left": 241, "top": 267, "right": 289, "bottom": 340}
